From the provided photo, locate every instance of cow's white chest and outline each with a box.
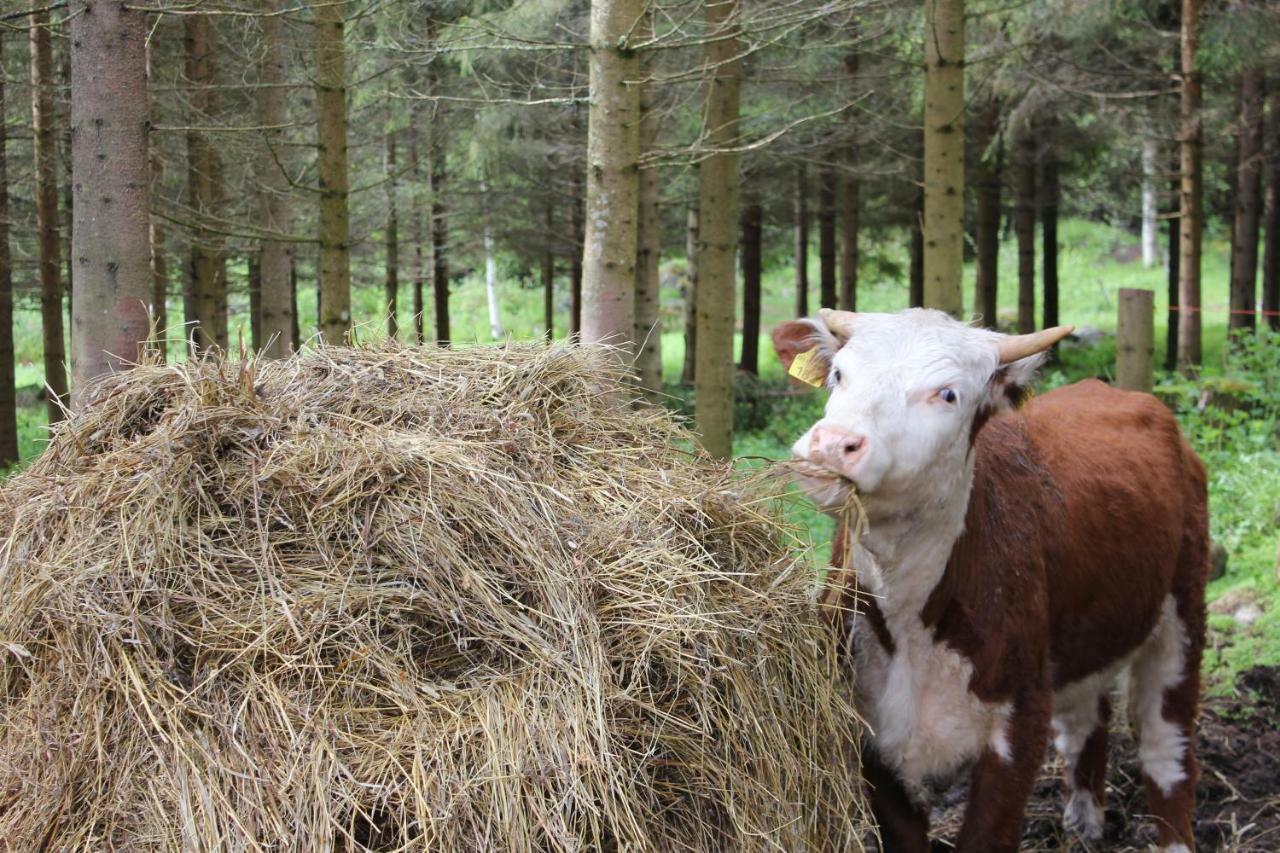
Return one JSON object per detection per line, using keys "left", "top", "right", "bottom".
{"left": 850, "top": 607, "right": 1011, "bottom": 801}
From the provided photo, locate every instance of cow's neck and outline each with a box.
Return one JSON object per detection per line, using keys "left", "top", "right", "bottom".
{"left": 857, "top": 455, "right": 974, "bottom": 623}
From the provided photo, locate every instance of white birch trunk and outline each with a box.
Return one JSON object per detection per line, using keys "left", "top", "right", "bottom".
{"left": 1141, "top": 138, "right": 1158, "bottom": 269}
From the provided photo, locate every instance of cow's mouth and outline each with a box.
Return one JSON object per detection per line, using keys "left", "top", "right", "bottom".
{"left": 787, "top": 459, "right": 858, "bottom": 511}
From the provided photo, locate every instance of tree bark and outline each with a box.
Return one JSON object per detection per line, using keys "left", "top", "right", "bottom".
{"left": 409, "top": 102, "right": 425, "bottom": 343}
{"left": 315, "top": 0, "right": 351, "bottom": 345}
{"left": 739, "top": 202, "right": 762, "bottom": 375}
{"left": 431, "top": 137, "right": 449, "bottom": 345}
{"left": 794, "top": 164, "right": 809, "bottom": 317}
{"left": 257, "top": 6, "right": 294, "bottom": 357}
{"left": 1041, "top": 138, "right": 1060, "bottom": 332}
{"left": 569, "top": 169, "right": 583, "bottom": 337}
{"left": 840, "top": 164, "right": 859, "bottom": 311}
{"left": 974, "top": 96, "right": 1001, "bottom": 327}
{"left": 682, "top": 207, "right": 698, "bottom": 383}
{"left": 146, "top": 41, "right": 168, "bottom": 360}
{"left": 248, "top": 250, "right": 262, "bottom": 351}
{"left": 634, "top": 12, "right": 661, "bottom": 395}
{"left": 581, "top": 0, "right": 642, "bottom": 350}
{"left": 1230, "top": 69, "right": 1264, "bottom": 334}
{"left": 1166, "top": 148, "right": 1182, "bottom": 369}
{"left": 909, "top": 188, "right": 924, "bottom": 308}
{"left": 1263, "top": 80, "right": 1280, "bottom": 331}
{"left": 69, "top": 0, "right": 152, "bottom": 406}
{"left": 481, "top": 179, "right": 503, "bottom": 340}
{"left": 183, "top": 15, "right": 224, "bottom": 354}
{"left": 384, "top": 112, "right": 400, "bottom": 340}
{"left": 922, "top": 0, "right": 966, "bottom": 316}
{"left": 1178, "top": 0, "right": 1204, "bottom": 370}
{"left": 1142, "top": 138, "right": 1159, "bottom": 268}
{"left": 694, "top": 0, "right": 742, "bottom": 461}
{"left": 1015, "top": 127, "right": 1037, "bottom": 334}
{"left": 31, "top": 8, "right": 68, "bottom": 421}
{"left": 543, "top": 201, "right": 555, "bottom": 340}
{"left": 818, "top": 166, "right": 837, "bottom": 309}
{"left": 0, "top": 35, "right": 17, "bottom": 466}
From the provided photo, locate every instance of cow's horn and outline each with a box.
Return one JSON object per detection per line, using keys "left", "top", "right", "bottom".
{"left": 997, "top": 325, "right": 1074, "bottom": 364}
{"left": 819, "top": 308, "right": 858, "bottom": 339}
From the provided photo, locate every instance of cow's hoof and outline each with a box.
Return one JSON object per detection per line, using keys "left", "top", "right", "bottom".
{"left": 1062, "top": 790, "right": 1104, "bottom": 840}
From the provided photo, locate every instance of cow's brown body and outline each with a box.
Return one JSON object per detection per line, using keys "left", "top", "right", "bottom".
{"left": 834, "top": 380, "right": 1208, "bottom": 852}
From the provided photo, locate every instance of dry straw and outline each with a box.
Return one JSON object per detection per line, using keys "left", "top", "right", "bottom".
{"left": 0, "top": 342, "right": 867, "bottom": 851}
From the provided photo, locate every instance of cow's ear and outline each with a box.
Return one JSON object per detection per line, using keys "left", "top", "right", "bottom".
{"left": 772, "top": 319, "right": 840, "bottom": 388}
{"left": 985, "top": 354, "right": 1043, "bottom": 411}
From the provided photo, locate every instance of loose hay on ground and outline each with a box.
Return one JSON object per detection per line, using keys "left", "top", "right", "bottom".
{"left": 0, "top": 343, "right": 867, "bottom": 851}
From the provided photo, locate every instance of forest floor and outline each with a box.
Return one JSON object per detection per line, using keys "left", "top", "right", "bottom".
{"left": 926, "top": 665, "right": 1280, "bottom": 852}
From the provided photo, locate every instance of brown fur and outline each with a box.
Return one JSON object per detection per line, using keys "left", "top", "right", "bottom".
{"left": 841, "top": 380, "right": 1208, "bottom": 851}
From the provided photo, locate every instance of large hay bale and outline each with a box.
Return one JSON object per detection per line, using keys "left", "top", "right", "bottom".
{"left": 0, "top": 344, "right": 865, "bottom": 851}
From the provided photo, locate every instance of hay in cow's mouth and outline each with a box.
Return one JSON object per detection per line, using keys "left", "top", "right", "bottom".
{"left": 0, "top": 342, "right": 869, "bottom": 851}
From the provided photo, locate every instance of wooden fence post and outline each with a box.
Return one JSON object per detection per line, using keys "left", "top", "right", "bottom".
{"left": 1117, "top": 288, "right": 1154, "bottom": 392}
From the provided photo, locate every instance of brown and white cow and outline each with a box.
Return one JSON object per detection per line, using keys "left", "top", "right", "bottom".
{"left": 773, "top": 308, "right": 1208, "bottom": 853}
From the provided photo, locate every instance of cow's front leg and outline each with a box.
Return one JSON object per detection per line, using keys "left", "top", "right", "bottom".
{"left": 954, "top": 690, "right": 1051, "bottom": 853}
{"left": 861, "top": 745, "right": 930, "bottom": 853}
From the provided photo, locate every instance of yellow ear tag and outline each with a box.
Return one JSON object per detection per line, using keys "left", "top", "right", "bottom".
{"left": 788, "top": 348, "right": 828, "bottom": 388}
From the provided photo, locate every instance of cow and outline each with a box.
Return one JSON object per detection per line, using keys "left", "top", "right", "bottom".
{"left": 772, "top": 308, "right": 1208, "bottom": 853}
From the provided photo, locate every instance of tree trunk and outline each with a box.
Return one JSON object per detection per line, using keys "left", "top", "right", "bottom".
{"left": 290, "top": 256, "right": 300, "bottom": 346}
{"left": 481, "top": 179, "right": 503, "bottom": 340}
{"left": 1015, "top": 127, "right": 1037, "bottom": 334}
{"left": 739, "top": 203, "right": 762, "bottom": 376}
{"left": 909, "top": 188, "right": 924, "bottom": 308}
{"left": 1142, "top": 138, "right": 1159, "bottom": 268}
{"left": 58, "top": 35, "right": 73, "bottom": 336}
{"left": 31, "top": 8, "right": 68, "bottom": 421}
{"left": 315, "top": 0, "right": 351, "bottom": 345}
{"left": 1178, "top": 0, "right": 1204, "bottom": 370}
{"left": 818, "top": 167, "right": 837, "bottom": 309}
{"left": 257, "top": 6, "right": 294, "bottom": 357}
{"left": 1166, "top": 149, "right": 1182, "bottom": 369}
{"left": 1263, "top": 80, "right": 1280, "bottom": 331}
{"left": 410, "top": 103, "right": 425, "bottom": 343}
{"left": 581, "top": 0, "right": 642, "bottom": 350}
{"left": 922, "top": 0, "right": 966, "bottom": 316}
{"left": 974, "top": 96, "right": 1001, "bottom": 327}
{"left": 248, "top": 251, "right": 262, "bottom": 351}
{"left": 569, "top": 169, "right": 583, "bottom": 337}
{"left": 1041, "top": 138, "right": 1060, "bottom": 332}
{"left": 794, "top": 164, "right": 809, "bottom": 317}
{"left": 0, "top": 35, "right": 17, "bottom": 466}
{"left": 384, "top": 112, "right": 399, "bottom": 340}
{"left": 694, "top": 0, "right": 742, "bottom": 461}
{"left": 840, "top": 164, "right": 859, "bottom": 311}
{"left": 431, "top": 141, "right": 449, "bottom": 346}
{"left": 543, "top": 201, "right": 555, "bottom": 341}
{"left": 183, "top": 16, "right": 223, "bottom": 354}
{"left": 682, "top": 207, "right": 698, "bottom": 384}
{"left": 69, "top": 0, "right": 152, "bottom": 406}
{"left": 146, "top": 41, "right": 168, "bottom": 360}
{"left": 634, "top": 12, "right": 661, "bottom": 394}
{"left": 1230, "top": 69, "right": 1264, "bottom": 334}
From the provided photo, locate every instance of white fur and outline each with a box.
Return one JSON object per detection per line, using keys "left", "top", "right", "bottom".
{"left": 1161, "top": 845, "right": 1191, "bottom": 853}
{"left": 1062, "top": 789, "right": 1105, "bottom": 840}
{"left": 1128, "top": 594, "right": 1191, "bottom": 798}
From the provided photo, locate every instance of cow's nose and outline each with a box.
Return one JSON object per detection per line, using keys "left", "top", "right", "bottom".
{"left": 809, "top": 426, "right": 869, "bottom": 476}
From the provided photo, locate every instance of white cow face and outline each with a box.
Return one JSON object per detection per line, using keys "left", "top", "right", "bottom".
{"left": 772, "top": 309, "right": 1071, "bottom": 515}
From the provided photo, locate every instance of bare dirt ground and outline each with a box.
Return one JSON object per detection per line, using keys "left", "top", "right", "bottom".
{"left": 926, "top": 666, "right": 1280, "bottom": 851}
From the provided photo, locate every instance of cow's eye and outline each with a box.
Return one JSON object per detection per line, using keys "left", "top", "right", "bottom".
{"left": 937, "top": 387, "right": 958, "bottom": 404}
{"left": 832, "top": 368, "right": 843, "bottom": 385}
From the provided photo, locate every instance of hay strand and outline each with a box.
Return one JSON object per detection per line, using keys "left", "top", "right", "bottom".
{"left": 0, "top": 343, "right": 867, "bottom": 852}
